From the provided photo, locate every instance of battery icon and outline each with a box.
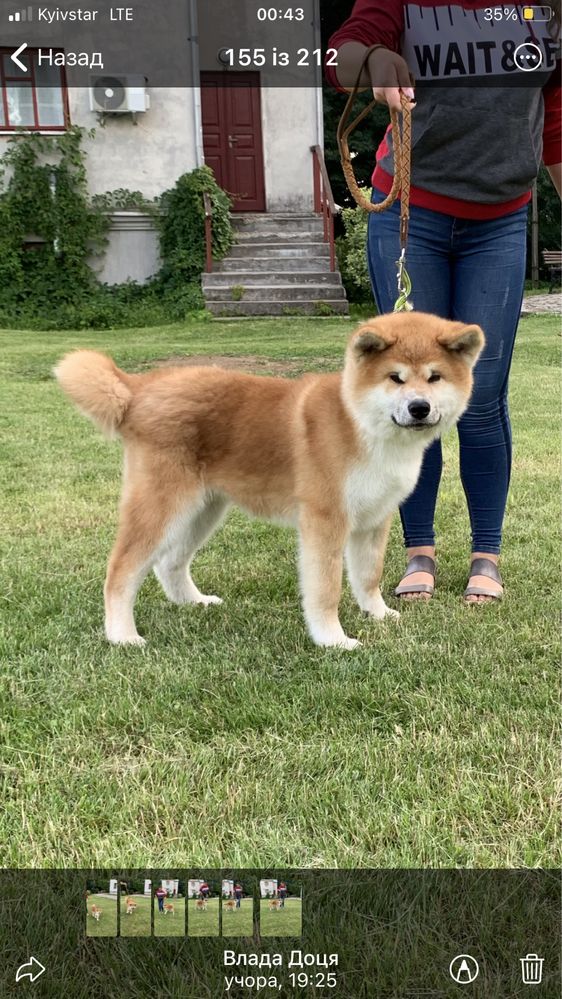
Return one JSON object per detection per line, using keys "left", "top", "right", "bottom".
{"left": 522, "top": 6, "right": 552, "bottom": 20}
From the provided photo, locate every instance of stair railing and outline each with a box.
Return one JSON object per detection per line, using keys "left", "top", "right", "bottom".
{"left": 310, "top": 145, "right": 337, "bottom": 272}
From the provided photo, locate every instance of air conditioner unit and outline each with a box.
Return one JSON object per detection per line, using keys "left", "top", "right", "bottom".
{"left": 89, "top": 75, "right": 150, "bottom": 114}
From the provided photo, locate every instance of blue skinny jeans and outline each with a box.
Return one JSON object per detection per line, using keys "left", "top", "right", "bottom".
{"left": 367, "top": 190, "right": 528, "bottom": 555}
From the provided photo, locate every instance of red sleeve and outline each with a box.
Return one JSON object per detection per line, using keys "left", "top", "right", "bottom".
{"left": 325, "top": 0, "right": 404, "bottom": 90}
{"left": 542, "top": 66, "right": 561, "bottom": 166}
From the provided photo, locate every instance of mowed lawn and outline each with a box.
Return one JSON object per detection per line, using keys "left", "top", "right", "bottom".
{"left": 221, "top": 897, "right": 254, "bottom": 937}
{"left": 1, "top": 315, "right": 560, "bottom": 869}
{"left": 187, "top": 897, "right": 220, "bottom": 936}
{"left": 85, "top": 896, "right": 117, "bottom": 937}
{"left": 260, "top": 898, "right": 302, "bottom": 937}
{"left": 120, "top": 894, "right": 151, "bottom": 937}
{"left": 153, "top": 896, "right": 186, "bottom": 936}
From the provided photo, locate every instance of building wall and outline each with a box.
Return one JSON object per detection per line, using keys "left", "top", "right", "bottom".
{"left": 90, "top": 212, "right": 161, "bottom": 285}
{"left": 69, "top": 87, "right": 199, "bottom": 198}
{"left": 261, "top": 86, "right": 319, "bottom": 213}
{"left": 68, "top": 89, "right": 194, "bottom": 284}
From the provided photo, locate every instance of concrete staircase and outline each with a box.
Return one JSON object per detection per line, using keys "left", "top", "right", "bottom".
{"left": 202, "top": 213, "right": 349, "bottom": 317}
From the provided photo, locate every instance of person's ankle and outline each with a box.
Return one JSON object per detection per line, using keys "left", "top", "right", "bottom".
{"left": 406, "top": 545, "right": 435, "bottom": 560}
{"left": 471, "top": 550, "right": 499, "bottom": 565}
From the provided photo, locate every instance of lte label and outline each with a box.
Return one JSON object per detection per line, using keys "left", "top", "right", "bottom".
{"left": 110, "top": 7, "right": 133, "bottom": 19}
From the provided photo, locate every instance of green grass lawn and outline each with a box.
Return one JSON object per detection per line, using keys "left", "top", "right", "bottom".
{"left": 1, "top": 315, "right": 560, "bottom": 869}
{"left": 187, "top": 897, "right": 220, "bottom": 936}
{"left": 119, "top": 893, "right": 151, "bottom": 937}
{"left": 259, "top": 897, "right": 302, "bottom": 937}
{"left": 221, "top": 897, "right": 254, "bottom": 937}
{"left": 153, "top": 896, "right": 185, "bottom": 936}
{"left": 85, "top": 895, "right": 117, "bottom": 937}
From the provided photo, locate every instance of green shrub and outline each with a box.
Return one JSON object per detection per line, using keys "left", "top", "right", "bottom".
{"left": 0, "top": 137, "right": 229, "bottom": 329}
{"left": 336, "top": 195, "right": 373, "bottom": 303}
{"left": 158, "top": 165, "right": 233, "bottom": 290}
{"left": 0, "top": 280, "right": 207, "bottom": 331}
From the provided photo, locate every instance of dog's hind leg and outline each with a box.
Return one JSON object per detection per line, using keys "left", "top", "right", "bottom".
{"left": 104, "top": 472, "right": 206, "bottom": 645}
{"left": 346, "top": 516, "right": 399, "bottom": 621}
{"left": 105, "top": 512, "right": 169, "bottom": 646}
{"left": 153, "top": 492, "right": 229, "bottom": 606}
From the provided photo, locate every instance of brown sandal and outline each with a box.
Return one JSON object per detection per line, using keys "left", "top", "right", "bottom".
{"left": 464, "top": 557, "right": 503, "bottom": 602}
{"left": 394, "top": 555, "right": 435, "bottom": 598}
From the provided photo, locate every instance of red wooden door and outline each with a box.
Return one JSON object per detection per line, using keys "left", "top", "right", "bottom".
{"left": 201, "top": 72, "right": 266, "bottom": 212}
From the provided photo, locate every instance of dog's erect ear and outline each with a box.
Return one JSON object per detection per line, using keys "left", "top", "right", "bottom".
{"left": 437, "top": 322, "right": 485, "bottom": 367}
{"left": 352, "top": 320, "right": 397, "bottom": 357}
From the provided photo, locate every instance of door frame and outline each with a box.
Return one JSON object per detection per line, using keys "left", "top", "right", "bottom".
{"left": 200, "top": 70, "right": 266, "bottom": 213}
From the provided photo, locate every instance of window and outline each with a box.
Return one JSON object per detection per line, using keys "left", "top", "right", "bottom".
{"left": 0, "top": 49, "right": 68, "bottom": 130}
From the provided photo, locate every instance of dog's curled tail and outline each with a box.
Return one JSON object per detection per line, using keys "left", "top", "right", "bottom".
{"left": 53, "top": 350, "right": 133, "bottom": 438}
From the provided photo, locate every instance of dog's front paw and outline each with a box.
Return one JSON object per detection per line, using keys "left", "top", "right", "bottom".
{"left": 106, "top": 631, "right": 147, "bottom": 647}
{"left": 194, "top": 593, "right": 223, "bottom": 606}
{"left": 380, "top": 606, "right": 400, "bottom": 621}
{"left": 314, "top": 633, "right": 362, "bottom": 651}
{"left": 337, "top": 635, "right": 362, "bottom": 651}
{"left": 362, "top": 596, "right": 400, "bottom": 621}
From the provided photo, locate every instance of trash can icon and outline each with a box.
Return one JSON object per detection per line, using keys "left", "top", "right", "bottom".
{"left": 520, "top": 954, "right": 544, "bottom": 985}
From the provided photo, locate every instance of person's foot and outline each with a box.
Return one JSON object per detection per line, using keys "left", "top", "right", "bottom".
{"left": 394, "top": 546, "right": 435, "bottom": 601}
{"left": 464, "top": 553, "right": 503, "bottom": 604}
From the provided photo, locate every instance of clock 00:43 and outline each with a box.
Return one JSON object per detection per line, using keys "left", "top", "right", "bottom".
{"left": 257, "top": 6, "right": 305, "bottom": 19}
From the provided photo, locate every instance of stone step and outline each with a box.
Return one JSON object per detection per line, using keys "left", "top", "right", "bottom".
{"left": 213, "top": 257, "right": 330, "bottom": 274}
{"left": 207, "top": 300, "right": 350, "bottom": 317}
{"left": 231, "top": 214, "right": 323, "bottom": 233}
{"left": 232, "top": 212, "right": 319, "bottom": 220}
{"left": 215, "top": 255, "right": 333, "bottom": 273}
{"left": 203, "top": 271, "right": 342, "bottom": 288}
{"left": 233, "top": 231, "right": 324, "bottom": 245}
{"left": 204, "top": 284, "right": 346, "bottom": 303}
{"left": 228, "top": 242, "right": 330, "bottom": 258}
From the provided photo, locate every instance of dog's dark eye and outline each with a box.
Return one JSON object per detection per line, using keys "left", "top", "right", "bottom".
{"left": 389, "top": 373, "right": 405, "bottom": 384}
{"left": 428, "top": 373, "right": 442, "bottom": 383}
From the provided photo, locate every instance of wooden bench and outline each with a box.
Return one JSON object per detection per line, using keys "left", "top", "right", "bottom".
{"left": 542, "top": 250, "right": 562, "bottom": 292}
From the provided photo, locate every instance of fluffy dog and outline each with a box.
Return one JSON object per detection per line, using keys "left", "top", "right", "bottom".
{"left": 55, "top": 313, "right": 483, "bottom": 650}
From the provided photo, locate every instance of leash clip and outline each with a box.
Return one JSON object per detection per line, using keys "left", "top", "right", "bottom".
{"left": 394, "top": 248, "right": 414, "bottom": 313}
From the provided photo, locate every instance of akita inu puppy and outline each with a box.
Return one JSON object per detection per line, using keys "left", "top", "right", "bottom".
{"left": 55, "top": 313, "right": 483, "bottom": 650}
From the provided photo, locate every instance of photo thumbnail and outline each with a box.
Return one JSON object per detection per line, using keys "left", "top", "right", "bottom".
{"left": 119, "top": 877, "right": 151, "bottom": 938}
{"left": 221, "top": 874, "right": 255, "bottom": 938}
{"left": 153, "top": 876, "right": 186, "bottom": 937}
{"left": 259, "top": 876, "right": 302, "bottom": 938}
{"left": 187, "top": 875, "right": 220, "bottom": 937}
{"left": 85, "top": 878, "right": 118, "bottom": 938}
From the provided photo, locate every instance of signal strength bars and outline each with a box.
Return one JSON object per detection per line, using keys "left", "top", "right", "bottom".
{"left": 9, "top": 6, "right": 33, "bottom": 21}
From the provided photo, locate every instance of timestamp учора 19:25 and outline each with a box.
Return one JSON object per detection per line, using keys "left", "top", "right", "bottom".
{"left": 220, "top": 48, "right": 337, "bottom": 67}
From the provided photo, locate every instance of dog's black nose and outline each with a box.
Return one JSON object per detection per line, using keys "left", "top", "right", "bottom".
{"left": 408, "top": 399, "right": 431, "bottom": 420}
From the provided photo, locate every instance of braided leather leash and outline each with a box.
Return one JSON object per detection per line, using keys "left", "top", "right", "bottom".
{"left": 336, "top": 45, "right": 414, "bottom": 311}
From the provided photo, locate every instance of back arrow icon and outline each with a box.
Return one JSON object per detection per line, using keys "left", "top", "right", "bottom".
{"left": 15, "top": 956, "right": 46, "bottom": 983}
{"left": 11, "top": 43, "right": 28, "bottom": 72}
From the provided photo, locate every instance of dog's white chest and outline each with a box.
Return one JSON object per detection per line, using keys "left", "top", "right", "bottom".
{"left": 345, "top": 449, "right": 422, "bottom": 529}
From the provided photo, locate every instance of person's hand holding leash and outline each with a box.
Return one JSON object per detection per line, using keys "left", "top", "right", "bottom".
{"left": 368, "top": 47, "right": 416, "bottom": 112}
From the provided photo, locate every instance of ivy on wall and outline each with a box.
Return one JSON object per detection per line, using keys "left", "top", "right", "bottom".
{"left": 0, "top": 127, "right": 108, "bottom": 308}
{"left": 0, "top": 131, "right": 234, "bottom": 329}
{"left": 159, "top": 167, "right": 233, "bottom": 284}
